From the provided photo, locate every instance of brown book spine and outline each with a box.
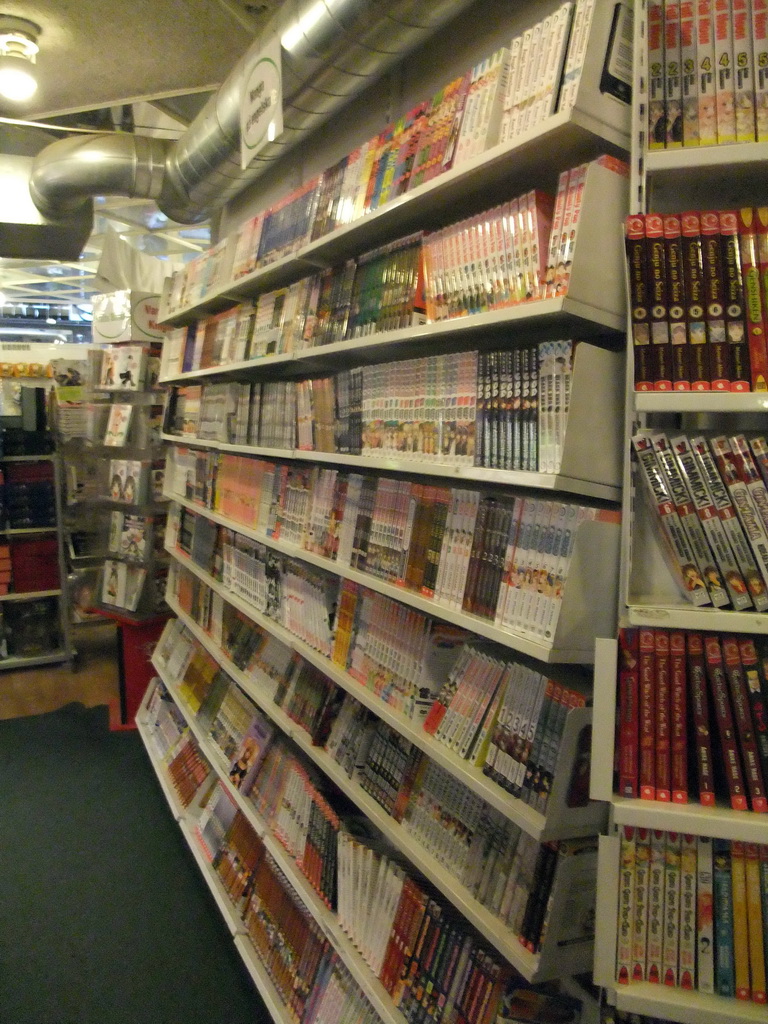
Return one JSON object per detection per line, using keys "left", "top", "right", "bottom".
{"left": 687, "top": 631, "right": 716, "bottom": 805}
{"left": 700, "top": 210, "right": 731, "bottom": 390}
{"left": 704, "top": 634, "right": 749, "bottom": 810}
{"left": 721, "top": 635, "right": 768, "bottom": 812}
{"left": 680, "top": 211, "right": 710, "bottom": 390}
{"left": 718, "top": 210, "right": 750, "bottom": 391}
{"left": 645, "top": 212, "right": 674, "bottom": 390}
{"left": 626, "top": 214, "right": 653, "bottom": 391}
{"left": 664, "top": 213, "right": 691, "bottom": 390}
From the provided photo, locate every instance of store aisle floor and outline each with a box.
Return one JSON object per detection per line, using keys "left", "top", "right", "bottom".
{"left": 0, "top": 700, "right": 270, "bottom": 1024}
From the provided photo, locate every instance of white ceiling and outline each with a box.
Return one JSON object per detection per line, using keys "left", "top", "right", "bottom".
{"left": 0, "top": 0, "right": 284, "bottom": 311}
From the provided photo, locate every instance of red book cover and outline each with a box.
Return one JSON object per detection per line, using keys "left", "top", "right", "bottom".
{"left": 721, "top": 635, "right": 768, "bottom": 812}
{"left": 639, "top": 626, "right": 656, "bottom": 800}
{"left": 618, "top": 627, "right": 640, "bottom": 797}
{"left": 700, "top": 209, "right": 731, "bottom": 389}
{"left": 654, "top": 629, "right": 672, "bottom": 801}
{"left": 718, "top": 210, "right": 750, "bottom": 391}
{"left": 645, "top": 212, "right": 673, "bottom": 390}
{"left": 687, "top": 631, "right": 717, "bottom": 805}
{"left": 738, "top": 636, "right": 768, "bottom": 796}
{"left": 704, "top": 634, "right": 749, "bottom": 810}
{"left": 670, "top": 630, "right": 689, "bottom": 803}
{"left": 680, "top": 211, "right": 710, "bottom": 390}
{"left": 664, "top": 213, "right": 691, "bottom": 389}
{"left": 737, "top": 207, "right": 768, "bottom": 391}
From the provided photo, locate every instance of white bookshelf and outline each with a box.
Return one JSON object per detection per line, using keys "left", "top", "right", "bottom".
{"left": 164, "top": 554, "right": 606, "bottom": 843}
{"left": 593, "top": 3, "right": 768, "bottom": 1022}
{"left": 142, "top": 1, "right": 637, "bottom": 1014}
{"left": 149, "top": 660, "right": 411, "bottom": 1024}
{"left": 165, "top": 487, "right": 620, "bottom": 665}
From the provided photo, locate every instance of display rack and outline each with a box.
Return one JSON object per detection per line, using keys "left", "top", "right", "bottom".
{"left": 0, "top": 438, "right": 75, "bottom": 670}
{"left": 144, "top": 2, "right": 635, "bottom": 1020}
{"left": 593, "top": 3, "right": 768, "bottom": 1023}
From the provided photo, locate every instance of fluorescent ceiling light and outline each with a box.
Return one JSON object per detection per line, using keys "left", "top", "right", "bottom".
{"left": 0, "top": 16, "right": 39, "bottom": 103}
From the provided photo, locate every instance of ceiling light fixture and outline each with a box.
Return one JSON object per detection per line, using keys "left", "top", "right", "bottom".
{"left": 0, "top": 16, "right": 40, "bottom": 104}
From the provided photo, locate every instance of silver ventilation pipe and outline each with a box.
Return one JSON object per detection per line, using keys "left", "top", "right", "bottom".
{"left": 30, "top": 0, "right": 475, "bottom": 227}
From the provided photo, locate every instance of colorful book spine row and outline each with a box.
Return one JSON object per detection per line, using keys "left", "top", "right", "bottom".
{"left": 616, "top": 626, "right": 768, "bottom": 812}
{"left": 148, "top": 634, "right": 595, "bottom": 965}
{"left": 165, "top": 338, "right": 580, "bottom": 474}
{"left": 615, "top": 827, "right": 768, "bottom": 1005}
{"left": 168, "top": 467, "right": 613, "bottom": 641}
{"left": 633, "top": 430, "right": 768, "bottom": 610}
{"left": 161, "top": 1, "right": 608, "bottom": 316}
{"left": 167, "top": 567, "right": 590, "bottom": 822}
{"left": 647, "top": 0, "right": 768, "bottom": 150}
{"left": 626, "top": 207, "right": 768, "bottom": 393}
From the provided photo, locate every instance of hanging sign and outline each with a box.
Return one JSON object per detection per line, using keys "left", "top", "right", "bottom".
{"left": 240, "top": 36, "right": 283, "bottom": 169}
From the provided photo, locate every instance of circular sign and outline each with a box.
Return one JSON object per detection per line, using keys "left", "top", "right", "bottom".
{"left": 242, "top": 55, "right": 281, "bottom": 155}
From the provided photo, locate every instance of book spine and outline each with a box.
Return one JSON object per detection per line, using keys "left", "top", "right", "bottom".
{"left": 645, "top": 212, "right": 674, "bottom": 390}
{"left": 700, "top": 209, "right": 731, "bottom": 390}
{"left": 626, "top": 214, "right": 654, "bottom": 391}
{"left": 639, "top": 626, "right": 657, "bottom": 800}
{"left": 680, "top": 210, "right": 710, "bottom": 389}
{"left": 704, "top": 633, "right": 749, "bottom": 810}
{"left": 669, "top": 629, "right": 688, "bottom": 803}
{"left": 730, "top": 839, "right": 752, "bottom": 1000}
{"left": 697, "top": 834, "right": 715, "bottom": 993}
{"left": 687, "top": 631, "right": 717, "bottom": 804}
{"left": 737, "top": 207, "right": 768, "bottom": 391}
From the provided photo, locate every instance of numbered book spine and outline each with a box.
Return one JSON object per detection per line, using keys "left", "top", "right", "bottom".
{"left": 626, "top": 214, "right": 653, "bottom": 391}
{"left": 732, "top": 0, "right": 757, "bottom": 142}
{"left": 645, "top": 213, "right": 674, "bottom": 390}
{"left": 680, "top": 0, "right": 700, "bottom": 145}
{"left": 680, "top": 210, "right": 710, "bottom": 390}
{"left": 714, "top": 0, "right": 737, "bottom": 143}
{"left": 718, "top": 209, "right": 750, "bottom": 392}
{"left": 754, "top": 0, "right": 768, "bottom": 140}
{"left": 696, "top": 0, "right": 719, "bottom": 145}
{"left": 700, "top": 210, "right": 731, "bottom": 390}
{"left": 665, "top": 1, "right": 684, "bottom": 146}
{"left": 664, "top": 213, "right": 691, "bottom": 389}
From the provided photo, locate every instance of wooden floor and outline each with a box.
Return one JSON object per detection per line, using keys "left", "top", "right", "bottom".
{"left": 0, "top": 621, "right": 122, "bottom": 727}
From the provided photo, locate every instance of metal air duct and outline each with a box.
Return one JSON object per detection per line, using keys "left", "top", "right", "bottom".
{"left": 30, "top": 0, "right": 475, "bottom": 228}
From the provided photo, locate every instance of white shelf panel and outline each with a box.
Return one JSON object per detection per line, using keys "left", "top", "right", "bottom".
{"left": 167, "top": 491, "right": 617, "bottom": 664}
{"left": 164, "top": 436, "right": 621, "bottom": 502}
{"left": 0, "top": 454, "right": 54, "bottom": 462}
{"left": 634, "top": 392, "right": 768, "bottom": 414}
{"left": 645, "top": 142, "right": 768, "bottom": 173}
{"left": 159, "top": 352, "right": 292, "bottom": 385}
{"left": 151, "top": 659, "right": 409, "bottom": 1024}
{"left": 0, "top": 588, "right": 61, "bottom": 601}
{"left": 627, "top": 603, "right": 768, "bottom": 633}
{"left": 0, "top": 648, "right": 71, "bottom": 670}
{"left": 610, "top": 982, "right": 768, "bottom": 1024}
{"left": 0, "top": 526, "right": 57, "bottom": 535}
{"left": 610, "top": 797, "right": 768, "bottom": 844}
{"left": 232, "top": 936, "right": 296, "bottom": 1024}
